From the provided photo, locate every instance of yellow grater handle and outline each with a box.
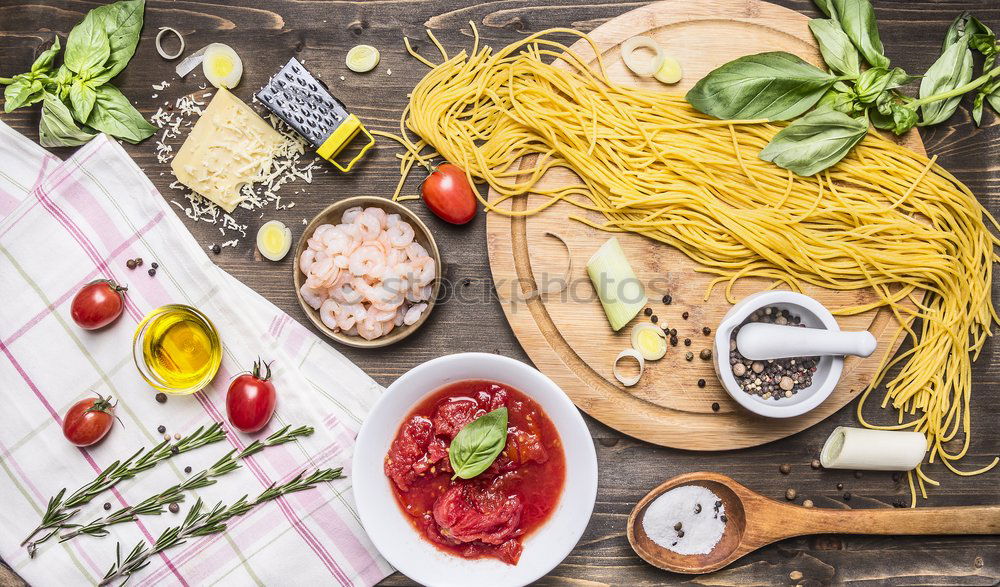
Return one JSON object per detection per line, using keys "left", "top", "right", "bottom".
{"left": 316, "top": 114, "right": 375, "bottom": 172}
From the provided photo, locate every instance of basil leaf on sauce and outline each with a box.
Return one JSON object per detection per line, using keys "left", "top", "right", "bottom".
{"left": 449, "top": 407, "right": 508, "bottom": 480}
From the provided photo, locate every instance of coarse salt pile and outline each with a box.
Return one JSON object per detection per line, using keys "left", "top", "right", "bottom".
{"left": 642, "top": 485, "right": 727, "bottom": 555}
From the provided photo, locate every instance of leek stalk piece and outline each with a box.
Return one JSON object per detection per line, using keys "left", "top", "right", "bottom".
{"left": 586, "top": 237, "right": 646, "bottom": 331}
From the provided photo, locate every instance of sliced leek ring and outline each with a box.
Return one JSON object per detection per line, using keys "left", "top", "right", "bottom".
{"left": 631, "top": 322, "right": 667, "bottom": 360}
{"left": 614, "top": 348, "right": 645, "bottom": 387}
{"left": 621, "top": 36, "right": 665, "bottom": 78}
{"left": 653, "top": 56, "right": 683, "bottom": 84}
{"left": 256, "top": 220, "right": 292, "bottom": 261}
{"left": 346, "top": 44, "right": 380, "bottom": 73}
{"left": 202, "top": 43, "right": 243, "bottom": 89}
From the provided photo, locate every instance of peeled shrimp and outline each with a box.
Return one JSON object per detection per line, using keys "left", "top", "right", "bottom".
{"left": 336, "top": 303, "right": 367, "bottom": 331}
{"left": 349, "top": 244, "right": 386, "bottom": 278}
{"left": 411, "top": 257, "right": 436, "bottom": 287}
{"left": 403, "top": 303, "right": 428, "bottom": 326}
{"left": 299, "top": 249, "right": 317, "bottom": 274}
{"left": 364, "top": 207, "right": 388, "bottom": 229}
{"left": 300, "top": 284, "right": 326, "bottom": 310}
{"left": 357, "top": 312, "right": 384, "bottom": 340}
{"left": 319, "top": 299, "right": 341, "bottom": 330}
{"left": 355, "top": 212, "right": 382, "bottom": 242}
{"left": 405, "top": 242, "right": 428, "bottom": 261}
{"left": 342, "top": 206, "right": 363, "bottom": 224}
{"left": 387, "top": 222, "right": 415, "bottom": 248}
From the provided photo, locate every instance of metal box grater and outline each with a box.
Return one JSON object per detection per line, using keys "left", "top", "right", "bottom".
{"left": 256, "top": 57, "right": 374, "bottom": 172}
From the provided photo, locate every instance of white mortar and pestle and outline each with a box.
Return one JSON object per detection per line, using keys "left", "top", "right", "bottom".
{"left": 713, "top": 291, "right": 877, "bottom": 418}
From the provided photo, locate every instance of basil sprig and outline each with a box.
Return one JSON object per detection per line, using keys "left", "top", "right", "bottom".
{"left": 1, "top": 0, "right": 154, "bottom": 147}
{"left": 685, "top": 0, "right": 1000, "bottom": 176}
{"left": 448, "top": 407, "right": 509, "bottom": 480}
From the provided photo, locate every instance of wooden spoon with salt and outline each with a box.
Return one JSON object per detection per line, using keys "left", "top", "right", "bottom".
{"left": 628, "top": 472, "right": 1000, "bottom": 574}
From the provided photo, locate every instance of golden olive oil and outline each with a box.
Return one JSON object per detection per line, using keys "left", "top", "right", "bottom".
{"left": 135, "top": 305, "right": 221, "bottom": 393}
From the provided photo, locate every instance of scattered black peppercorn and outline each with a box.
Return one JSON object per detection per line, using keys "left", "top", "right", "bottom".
{"left": 674, "top": 521, "right": 683, "bottom": 531}
{"left": 711, "top": 402, "right": 720, "bottom": 412}
{"left": 683, "top": 338, "right": 691, "bottom": 346}
{"left": 677, "top": 530, "right": 685, "bottom": 538}
{"left": 670, "top": 336, "right": 678, "bottom": 346}
{"left": 843, "top": 492, "right": 852, "bottom": 501}
{"left": 720, "top": 514, "right": 727, "bottom": 523}
{"left": 155, "top": 392, "right": 167, "bottom": 404}
{"left": 836, "top": 483, "right": 844, "bottom": 490}
{"left": 811, "top": 459, "right": 821, "bottom": 470}
{"left": 694, "top": 503, "right": 702, "bottom": 514}
{"left": 170, "top": 446, "right": 179, "bottom": 455}
{"left": 135, "top": 258, "right": 143, "bottom": 266}
{"left": 104, "top": 502, "right": 112, "bottom": 511}
{"left": 157, "top": 425, "right": 166, "bottom": 434}
{"left": 779, "top": 464, "right": 791, "bottom": 474}
{"left": 644, "top": 308, "right": 652, "bottom": 316}
{"left": 669, "top": 328, "right": 677, "bottom": 336}
{"left": 663, "top": 294, "right": 672, "bottom": 305}
{"left": 126, "top": 259, "right": 136, "bottom": 269}
{"left": 148, "top": 268, "right": 156, "bottom": 276}
{"left": 702, "top": 326, "right": 711, "bottom": 335}
{"left": 651, "top": 315, "right": 659, "bottom": 323}
{"left": 211, "top": 243, "right": 221, "bottom": 254}
{"left": 699, "top": 349, "right": 712, "bottom": 360}
{"left": 697, "top": 379, "right": 706, "bottom": 388}
{"left": 151, "top": 262, "right": 159, "bottom": 269}
{"left": 184, "top": 466, "right": 192, "bottom": 474}
{"left": 785, "top": 488, "right": 797, "bottom": 500}
{"left": 682, "top": 311, "right": 689, "bottom": 320}
{"left": 684, "top": 351, "right": 694, "bottom": 361}
{"left": 169, "top": 503, "right": 180, "bottom": 513}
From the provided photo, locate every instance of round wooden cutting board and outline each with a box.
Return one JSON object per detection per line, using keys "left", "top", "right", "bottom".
{"left": 485, "top": 0, "right": 925, "bottom": 450}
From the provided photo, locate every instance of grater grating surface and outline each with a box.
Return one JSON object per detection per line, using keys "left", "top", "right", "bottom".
{"left": 256, "top": 57, "right": 348, "bottom": 148}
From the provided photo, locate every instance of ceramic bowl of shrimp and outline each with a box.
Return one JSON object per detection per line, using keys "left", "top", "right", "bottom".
{"left": 294, "top": 196, "right": 441, "bottom": 348}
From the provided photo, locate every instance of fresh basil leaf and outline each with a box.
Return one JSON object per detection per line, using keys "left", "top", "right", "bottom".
{"left": 86, "top": 84, "right": 156, "bottom": 143}
{"left": 809, "top": 19, "right": 860, "bottom": 77}
{"left": 91, "top": 0, "right": 145, "bottom": 79}
{"left": 813, "top": 0, "right": 835, "bottom": 19}
{"left": 70, "top": 78, "right": 97, "bottom": 122}
{"left": 448, "top": 407, "right": 508, "bottom": 480}
{"left": 853, "top": 66, "right": 914, "bottom": 104}
{"left": 831, "top": 0, "right": 889, "bottom": 69}
{"left": 944, "top": 12, "right": 993, "bottom": 51}
{"left": 65, "top": 8, "right": 111, "bottom": 75}
{"left": 39, "top": 92, "right": 96, "bottom": 147}
{"left": 31, "top": 36, "right": 62, "bottom": 74}
{"left": 3, "top": 75, "right": 44, "bottom": 113}
{"left": 815, "top": 87, "right": 857, "bottom": 114}
{"left": 759, "top": 109, "right": 869, "bottom": 176}
{"left": 686, "top": 52, "right": 838, "bottom": 121}
{"left": 919, "top": 33, "right": 974, "bottom": 126}
{"left": 973, "top": 76, "right": 1000, "bottom": 126}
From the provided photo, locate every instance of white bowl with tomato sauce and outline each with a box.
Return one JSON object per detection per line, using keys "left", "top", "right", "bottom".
{"left": 353, "top": 352, "right": 598, "bottom": 587}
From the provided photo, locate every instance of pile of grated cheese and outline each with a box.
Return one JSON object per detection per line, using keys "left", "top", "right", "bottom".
{"left": 149, "top": 80, "right": 326, "bottom": 242}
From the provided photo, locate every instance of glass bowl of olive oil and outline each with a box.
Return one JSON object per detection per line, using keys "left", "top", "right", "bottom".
{"left": 133, "top": 304, "right": 223, "bottom": 394}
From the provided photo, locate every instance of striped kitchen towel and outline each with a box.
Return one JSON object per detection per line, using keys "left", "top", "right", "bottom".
{"left": 0, "top": 123, "right": 392, "bottom": 586}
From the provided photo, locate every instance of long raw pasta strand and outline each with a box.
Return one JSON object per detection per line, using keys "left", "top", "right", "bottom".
{"left": 381, "top": 26, "right": 1000, "bottom": 503}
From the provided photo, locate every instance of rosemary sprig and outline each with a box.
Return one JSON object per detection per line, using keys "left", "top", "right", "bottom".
{"left": 99, "top": 467, "right": 343, "bottom": 586}
{"left": 59, "top": 425, "right": 313, "bottom": 543}
{"left": 22, "top": 423, "right": 227, "bottom": 557}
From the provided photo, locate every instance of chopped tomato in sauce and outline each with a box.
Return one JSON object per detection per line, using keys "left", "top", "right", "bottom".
{"left": 384, "top": 380, "right": 565, "bottom": 564}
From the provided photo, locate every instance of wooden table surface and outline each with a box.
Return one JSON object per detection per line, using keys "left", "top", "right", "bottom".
{"left": 2, "top": 0, "right": 1000, "bottom": 585}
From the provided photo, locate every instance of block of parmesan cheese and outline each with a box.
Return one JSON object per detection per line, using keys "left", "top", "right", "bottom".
{"left": 171, "top": 88, "right": 285, "bottom": 212}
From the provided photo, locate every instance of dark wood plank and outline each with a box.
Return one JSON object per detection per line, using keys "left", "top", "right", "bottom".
{"left": 1, "top": 1, "right": 999, "bottom": 585}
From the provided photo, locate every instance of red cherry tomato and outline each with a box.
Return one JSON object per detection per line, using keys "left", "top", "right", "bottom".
{"left": 421, "top": 163, "right": 477, "bottom": 225}
{"left": 226, "top": 360, "right": 277, "bottom": 433}
{"left": 63, "top": 395, "right": 116, "bottom": 447}
{"left": 71, "top": 279, "right": 126, "bottom": 330}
